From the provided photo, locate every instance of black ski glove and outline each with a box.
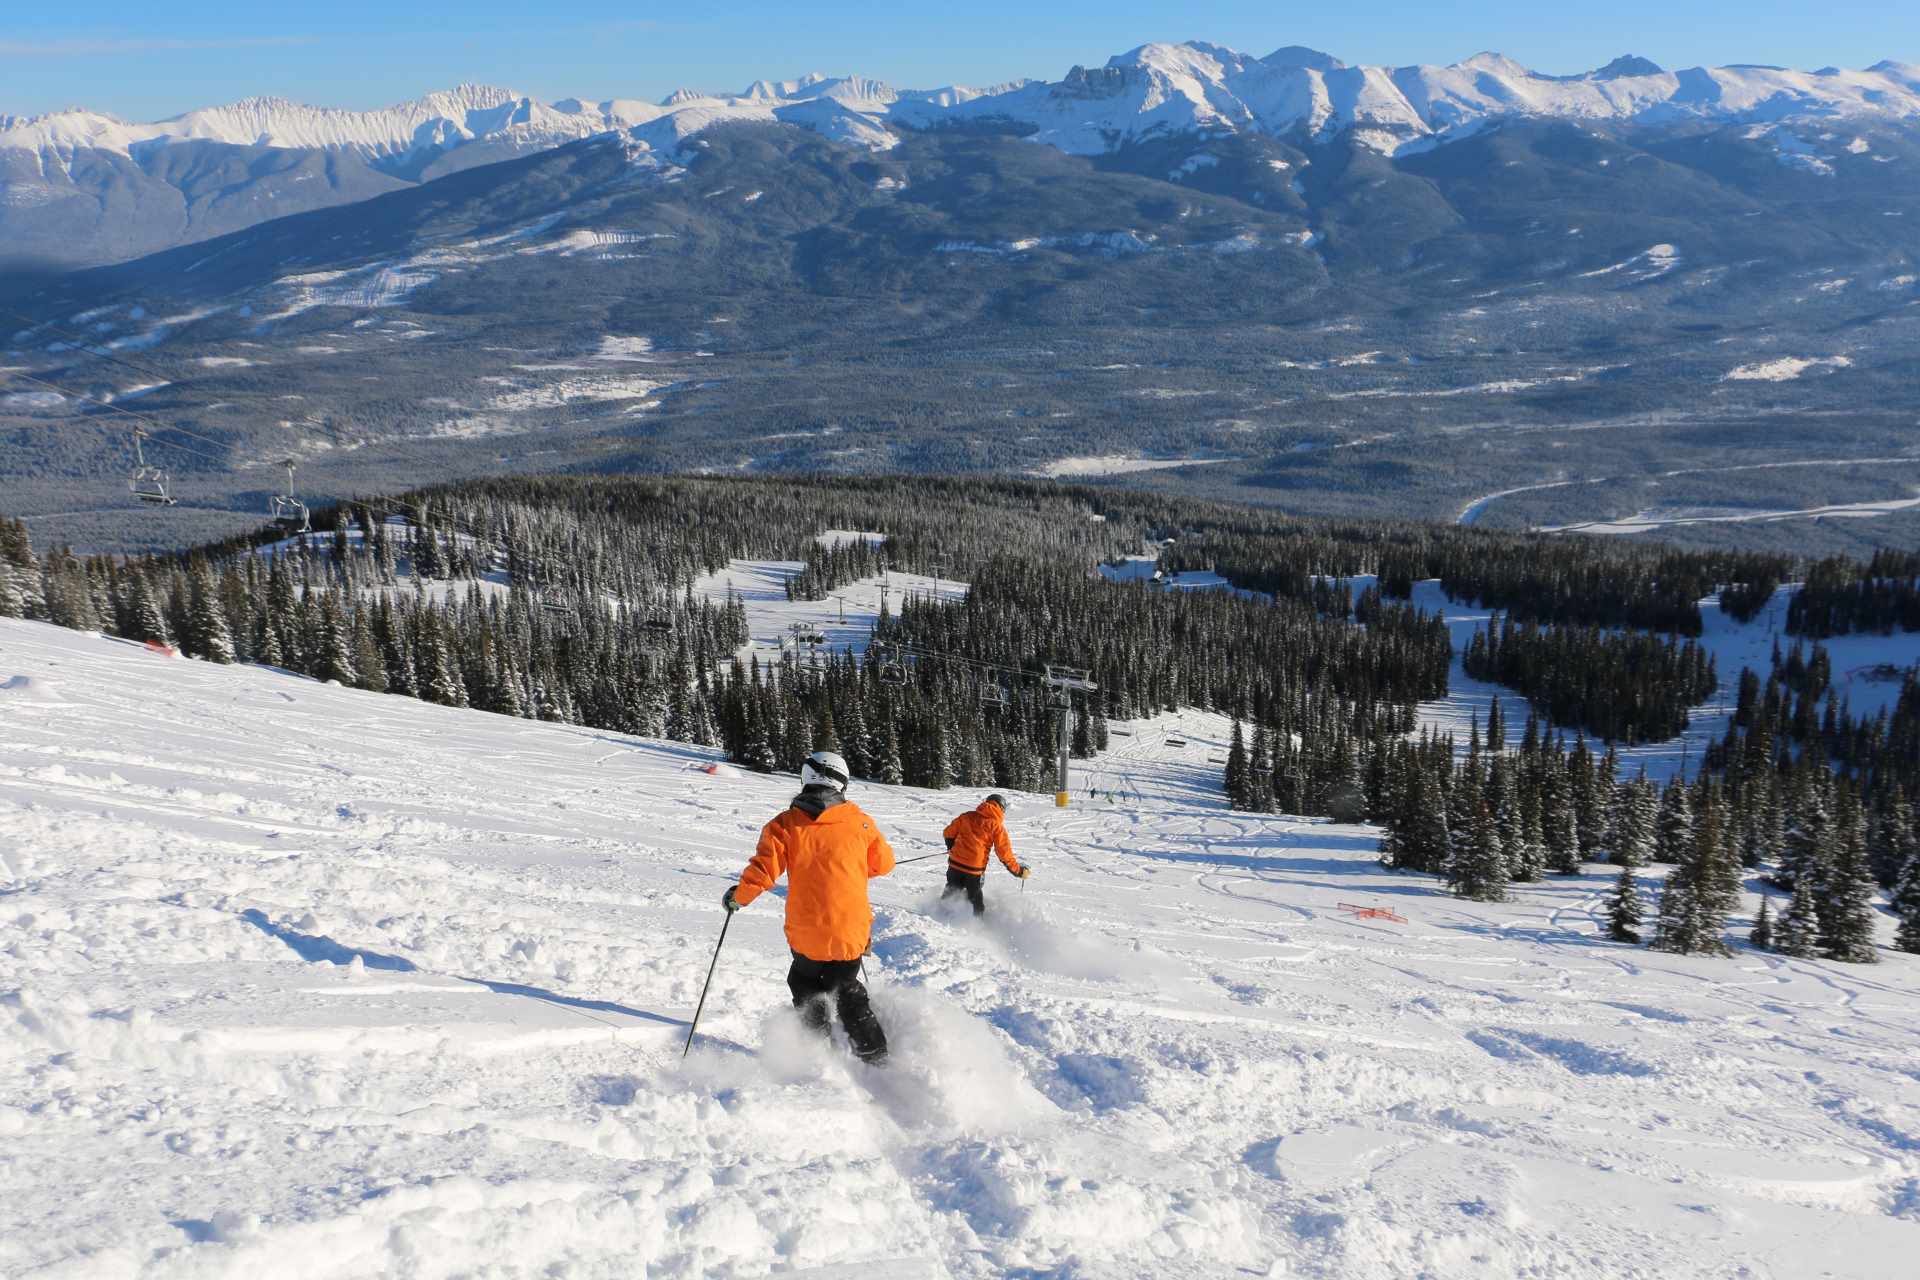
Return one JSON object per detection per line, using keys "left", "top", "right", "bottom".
{"left": 722, "top": 886, "right": 741, "bottom": 913}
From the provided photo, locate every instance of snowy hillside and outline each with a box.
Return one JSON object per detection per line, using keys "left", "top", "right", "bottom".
{"left": 5, "top": 608, "right": 1919, "bottom": 1276}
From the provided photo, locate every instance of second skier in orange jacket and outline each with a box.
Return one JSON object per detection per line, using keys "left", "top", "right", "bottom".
{"left": 941, "top": 794, "right": 1027, "bottom": 916}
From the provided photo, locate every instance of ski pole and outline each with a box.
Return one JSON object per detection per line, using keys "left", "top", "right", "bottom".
{"left": 896, "top": 851, "right": 947, "bottom": 866}
{"left": 683, "top": 910, "right": 734, "bottom": 1058}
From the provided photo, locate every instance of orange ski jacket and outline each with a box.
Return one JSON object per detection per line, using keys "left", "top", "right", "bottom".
{"left": 943, "top": 799, "right": 1022, "bottom": 878}
{"left": 736, "top": 792, "right": 895, "bottom": 962}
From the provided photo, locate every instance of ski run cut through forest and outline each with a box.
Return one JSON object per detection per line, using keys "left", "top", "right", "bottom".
{"left": 5, "top": 487, "right": 1920, "bottom": 1278}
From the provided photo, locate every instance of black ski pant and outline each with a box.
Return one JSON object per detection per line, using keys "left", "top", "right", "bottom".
{"left": 943, "top": 866, "right": 987, "bottom": 916}
{"left": 787, "top": 951, "right": 887, "bottom": 1063}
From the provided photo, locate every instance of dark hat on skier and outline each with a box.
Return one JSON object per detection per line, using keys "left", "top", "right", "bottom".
{"left": 985, "top": 793, "right": 1008, "bottom": 812}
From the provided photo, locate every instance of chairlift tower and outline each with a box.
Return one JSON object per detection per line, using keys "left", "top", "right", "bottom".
{"left": 1044, "top": 663, "right": 1098, "bottom": 807}
{"left": 786, "top": 621, "right": 828, "bottom": 672}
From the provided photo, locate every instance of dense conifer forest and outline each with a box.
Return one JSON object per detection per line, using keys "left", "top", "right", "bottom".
{"left": 1462, "top": 617, "right": 1718, "bottom": 745}
{"left": 3, "top": 472, "right": 1917, "bottom": 959}
{"left": 1787, "top": 551, "right": 1920, "bottom": 638}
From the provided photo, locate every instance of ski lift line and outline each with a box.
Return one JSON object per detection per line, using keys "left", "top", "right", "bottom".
{"left": 0, "top": 368, "right": 235, "bottom": 462}
{"left": 2, "top": 315, "right": 557, "bottom": 510}
{"left": 869, "top": 640, "right": 1072, "bottom": 684}
{"left": 4, "top": 406, "right": 229, "bottom": 471}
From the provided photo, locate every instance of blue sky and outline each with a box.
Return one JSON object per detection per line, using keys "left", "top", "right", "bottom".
{"left": 4, "top": 1, "right": 1914, "bottom": 120}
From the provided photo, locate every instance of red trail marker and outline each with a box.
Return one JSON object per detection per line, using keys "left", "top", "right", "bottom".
{"left": 1336, "top": 902, "right": 1408, "bottom": 925}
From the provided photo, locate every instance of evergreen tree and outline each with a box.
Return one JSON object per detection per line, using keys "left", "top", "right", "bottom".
{"left": 1749, "top": 896, "right": 1774, "bottom": 951}
{"left": 1543, "top": 770, "right": 1581, "bottom": 874}
{"left": 128, "top": 576, "right": 171, "bottom": 646}
{"left": 1248, "top": 724, "right": 1274, "bottom": 813}
{"left": 1653, "top": 790, "right": 1731, "bottom": 957}
{"left": 879, "top": 716, "right": 905, "bottom": 786}
{"left": 1607, "top": 863, "right": 1643, "bottom": 943}
{"left": 1779, "top": 773, "right": 1832, "bottom": 892}
{"left": 1654, "top": 776, "right": 1693, "bottom": 865}
{"left": 1820, "top": 789, "right": 1880, "bottom": 964}
{"left": 1892, "top": 849, "right": 1920, "bottom": 955}
{"left": 1453, "top": 793, "right": 1509, "bottom": 903}
{"left": 1224, "top": 718, "right": 1249, "bottom": 808}
{"left": 184, "top": 567, "right": 236, "bottom": 663}
{"left": 1774, "top": 875, "right": 1819, "bottom": 958}
{"left": 313, "top": 594, "right": 358, "bottom": 686}
{"left": 1614, "top": 776, "right": 1657, "bottom": 869}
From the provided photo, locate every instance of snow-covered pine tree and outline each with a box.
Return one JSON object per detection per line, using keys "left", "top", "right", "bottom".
{"left": 1224, "top": 719, "right": 1249, "bottom": 809}
{"left": 1607, "top": 862, "right": 1643, "bottom": 943}
{"left": 1820, "top": 788, "right": 1880, "bottom": 964}
{"left": 1248, "top": 724, "right": 1274, "bottom": 813}
{"left": 1749, "top": 896, "right": 1774, "bottom": 950}
{"left": 1653, "top": 788, "right": 1731, "bottom": 956}
{"left": 1413, "top": 765, "right": 1452, "bottom": 876}
{"left": 1774, "top": 874, "right": 1819, "bottom": 958}
{"left": 183, "top": 566, "right": 236, "bottom": 663}
{"left": 1453, "top": 793, "right": 1508, "bottom": 902}
{"left": 1893, "top": 849, "right": 1920, "bottom": 955}
{"left": 1543, "top": 768, "right": 1581, "bottom": 874}
{"left": 128, "top": 575, "right": 170, "bottom": 646}
{"left": 1702, "top": 782, "right": 1744, "bottom": 923}
{"left": 879, "top": 717, "right": 905, "bottom": 786}
{"left": 1614, "top": 775, "right": 1657, "bottom": 869}
{"left": 1654, "top": 776, "right": 1692, "bottom": 865}
{"left": 1490, "top": 760, "right": 1523, "bottom": 881}
{"left": 1779, "top": 770, "right": 1832, "bottom": 892}
{"left": 314, "top": 593, "right": 358, "bottom": 686}
{"left": 1446, "top": 757, "right": 1481, "bottom": 889}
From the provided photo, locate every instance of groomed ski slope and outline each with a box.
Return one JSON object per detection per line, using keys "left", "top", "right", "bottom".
{"left": 4, "top": 616, "right": 1920, "bottom": 1279}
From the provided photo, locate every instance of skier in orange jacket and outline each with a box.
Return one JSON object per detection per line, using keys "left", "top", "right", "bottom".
{"left": 724, "top": 750, "right": 895, "bottom": 1064}
{"left": 941, "top": 794, "right": 1027, "bottom": 916}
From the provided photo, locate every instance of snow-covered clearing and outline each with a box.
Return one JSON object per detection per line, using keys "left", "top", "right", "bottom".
{"left": 1576, "top": 243, "right": 1681, "bottom": 281}
{"left": 1036, "top": 455, "right": 1233, "bottom": 478}
{"left": 1723, "top": 355, "right": 1854, "bottom": 381}
{"left": 480, "top": 373, "right": 672, "bottom": 411}
{"left": 1410, "top": 580, "right": 1918, "bottom": 775}
{"left": 693, "top": 557, "right": 962, "bottom": 668}
{"left": 4, "top": 616, "right": 1920, "bottom": 1278}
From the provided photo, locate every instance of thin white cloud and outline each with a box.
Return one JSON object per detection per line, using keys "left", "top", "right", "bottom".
{"left": 0, "top": 36, "right": 316, "bottom": 57}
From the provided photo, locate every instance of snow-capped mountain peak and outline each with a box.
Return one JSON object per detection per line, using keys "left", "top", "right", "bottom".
{"left": 1262, "top": 46, "right": 1347, "bottom": 72}
{"left": 6, "top": 42, "right": 1920, "bottom": 173}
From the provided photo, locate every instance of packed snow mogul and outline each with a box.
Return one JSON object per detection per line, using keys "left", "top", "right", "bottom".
{"left": 941, "top": 793, "right": 1028, "bottom": 916}
{"left": 723, "top": 750, "right": 896, "bottom": 1064}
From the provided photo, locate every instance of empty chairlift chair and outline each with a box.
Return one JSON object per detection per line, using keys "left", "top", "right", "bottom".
{"left": 126, "top": 428, "right": 177, "bottom": 506}
{"left": 267, "top": 459, "right": 309, "bottom": 534}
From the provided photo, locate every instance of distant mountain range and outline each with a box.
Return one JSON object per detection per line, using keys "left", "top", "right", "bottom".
{"left": 4, "top": 40, "right": 1920, "bottom": 558}
{"left": 7, "top": 42, "right": 1920, "bottom": 268}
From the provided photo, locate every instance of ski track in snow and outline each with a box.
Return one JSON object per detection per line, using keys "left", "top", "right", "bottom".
{"left": 3, "top": 600, "right": 1920, "bottom": 1278}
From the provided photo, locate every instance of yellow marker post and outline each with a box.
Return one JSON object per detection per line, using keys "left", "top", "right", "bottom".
{"left": 1055, "top": 790, "right": 1070, "bottom": 808}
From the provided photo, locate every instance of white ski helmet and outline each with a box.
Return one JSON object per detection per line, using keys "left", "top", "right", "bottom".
{"left": 801, "top": 749, "right": 851, "bottom": 792}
